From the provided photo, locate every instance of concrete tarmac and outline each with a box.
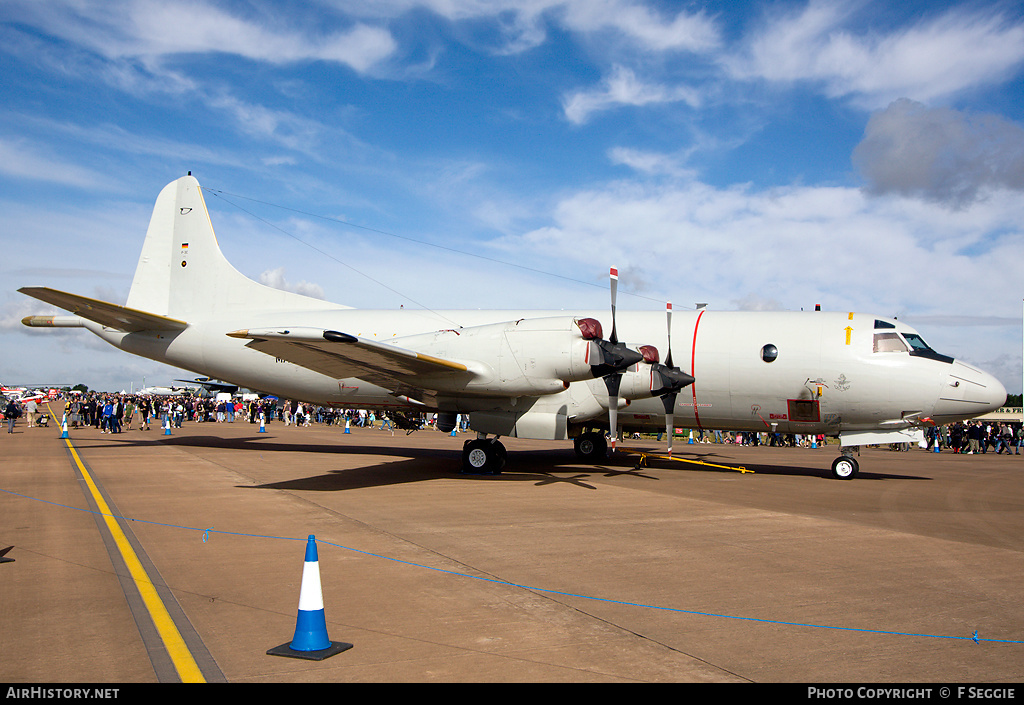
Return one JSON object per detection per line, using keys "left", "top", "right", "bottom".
{"left": 3, "top": 416, "right": 1024, "bottom": 683}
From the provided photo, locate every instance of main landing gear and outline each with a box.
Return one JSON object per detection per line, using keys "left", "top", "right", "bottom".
{"left": 573, "top": 431, "right": 608, "bottom": 462}
{"left": 461, "top": 436, "right": 506, "bottom": 474}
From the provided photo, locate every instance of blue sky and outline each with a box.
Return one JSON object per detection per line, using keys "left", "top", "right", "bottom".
{"left": 2, "top": 0, "right": 1023, "bottom": 395}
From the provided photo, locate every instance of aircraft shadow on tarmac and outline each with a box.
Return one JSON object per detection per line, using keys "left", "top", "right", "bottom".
{"left": 87, "top": 434, "right": 931, "bottom": 490}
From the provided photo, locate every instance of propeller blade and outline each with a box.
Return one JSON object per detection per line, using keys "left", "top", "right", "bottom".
{"left": 665, "top": 411, "right": 674, "bottom": 458}
{"left": 659, "top": 301, "right": 689, "bottom": 458}
{"left": 606, "top": 266, "right": 623, "bottom": 454}
{"left": 609, "top": 401, "right": 619, "bottom": 453}
{"left": 579, "top": 267, "right": 643, "bottom": 379}
{"left": 665, "top": 302, "right": 673, "bottom": 369}
{"left": 609, "top": 267, "right": 618, "bottom": 343}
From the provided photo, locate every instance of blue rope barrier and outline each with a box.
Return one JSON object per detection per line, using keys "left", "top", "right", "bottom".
{"left": 4, "top": 486, "right": 1022, "bottom": 645}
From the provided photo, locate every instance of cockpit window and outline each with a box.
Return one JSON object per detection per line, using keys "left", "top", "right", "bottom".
{"left": 902, "top": 332, "right": 954, "bottom": 363}
{"left": 873, "top": 332, "right": 908, "bottom": 353}
{"left": 872, "top": 327, "right": 954, "bottom": 363}
{"left": 902, "top": 333, "right": 930, "bottom": 352}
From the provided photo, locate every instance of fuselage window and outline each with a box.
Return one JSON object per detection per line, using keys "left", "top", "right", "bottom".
{"left": 761, "top": 344, "right": 778, "bottom": 363}
{"left": 873, "top": 332, "right": 908, "bottom": 353}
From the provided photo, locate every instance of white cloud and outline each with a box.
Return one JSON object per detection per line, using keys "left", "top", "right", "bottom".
{"left": 8, "top": 0, "right": 398, "bottom": 72}
{"left": 501, "top": 177, "right": 1024, "bottom": 327}
{"left": 608, "top": 147, "right": 697, "bottom": 179}
{"left": 0, "top": 138, "right": 104, "bottom": 188}
{"left": 726, "top": 1, "right": 1024, "bottom": 108}
{"left": 258, "top": 267, "right": 325, "bottom": 300}
{"left": 559, "top": 0, "right": 721, "bottom": 53}
{"left": 563, "top": 65, "right": 701, "bottom": 124}
{"left": 348, "top": 0, "right": 722, "bottom": 54}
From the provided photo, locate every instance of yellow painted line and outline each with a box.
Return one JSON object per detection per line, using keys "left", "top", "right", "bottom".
{"left": 63, "top": 437, "right": 205, "bottom": 683}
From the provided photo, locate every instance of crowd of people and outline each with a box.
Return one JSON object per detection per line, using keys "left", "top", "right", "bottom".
{"left": 924, "top": 420, "right": 1022, "bottom": 455}
{"left": 2, "top": 391, "right": 424, "bottom": 435}
{"left": 649, "top": 422, "right": 1023, "bottom": 455}
{"left": 4, "top": 391, "right": 1022, "bottom": 456}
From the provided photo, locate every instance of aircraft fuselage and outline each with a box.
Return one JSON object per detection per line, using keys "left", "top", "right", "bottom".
{"left": 86, "top": 306, "right": 1002, "bottom": 437}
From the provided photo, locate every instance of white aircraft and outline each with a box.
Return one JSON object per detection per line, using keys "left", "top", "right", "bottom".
{"left": 20, "top": 175, "right": 1007, "bottom": 478}
{"left": 137, "top": 386, "right": 191, "bottom": 397}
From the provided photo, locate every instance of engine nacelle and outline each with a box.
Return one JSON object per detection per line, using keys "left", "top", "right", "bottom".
{"left": 615, "top": 362, "right": 660, "bottom": 400}
{"left": 396, "top": 316, "right": 602, "bottom": 397}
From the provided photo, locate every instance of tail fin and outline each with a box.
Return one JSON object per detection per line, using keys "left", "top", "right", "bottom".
{"left": 126, "top": 175, "right": 340, "bottom": 319}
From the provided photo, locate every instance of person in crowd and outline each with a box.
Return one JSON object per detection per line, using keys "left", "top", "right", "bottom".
{"left": 5, "top": 398, "right": 21, "bottom": 433}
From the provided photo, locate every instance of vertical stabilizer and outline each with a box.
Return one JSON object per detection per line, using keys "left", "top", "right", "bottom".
{"left": 126, "top": 175, "right": 340, "bottom": 319}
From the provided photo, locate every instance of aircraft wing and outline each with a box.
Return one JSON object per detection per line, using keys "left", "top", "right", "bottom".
{"left": 228, "top": 327, "right": 471, "bottom": 400}
{"left": 19, "top": 287, "right": 188, "bottom": 332}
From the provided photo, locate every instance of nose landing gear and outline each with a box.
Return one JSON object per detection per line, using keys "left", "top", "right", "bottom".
{"left": 831, "top": 454, "right": 859, "bottom": 479}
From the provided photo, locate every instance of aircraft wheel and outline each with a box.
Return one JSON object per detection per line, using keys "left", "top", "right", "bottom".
{"left": 462, "top": 439, "right": 505, "bottom": 474}
{"left": 831, "top": 455, "right": 859, "bottom": 480}
{"left": 574, "top": 432, "right": 607, "bottom": 462}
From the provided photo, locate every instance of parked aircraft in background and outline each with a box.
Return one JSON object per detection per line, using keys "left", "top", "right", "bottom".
{"left": 3, "top": 386, "right": 61, "bottom": 403}
{"left": 2, "top": 385, "right": 27, "bottom": 400}
{"left": 136, "top": 386, "right": 192, "bottom": 397}
{"left": 20, "top": 175, "right": 1006, "bottom": 478}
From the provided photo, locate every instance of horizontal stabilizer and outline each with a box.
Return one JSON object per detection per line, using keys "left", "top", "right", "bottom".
{"left": 228, "top": 327, "right": 470, "bottom": 395}
{"left": 19, "top": 287, "right": 188, "bottom": 332}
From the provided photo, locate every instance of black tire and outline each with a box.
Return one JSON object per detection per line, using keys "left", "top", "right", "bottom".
{"left": 574, "top": 432, "right": 607, "bottom": 462}
{"left": 462, "top": 439, "right": 505, "bottom": 474}
{"left": 831, "top": 455, "right": 859, "bottom": 480}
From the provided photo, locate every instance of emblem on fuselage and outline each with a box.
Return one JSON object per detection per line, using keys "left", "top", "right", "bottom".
{"left": 834, "top": 374, "right": 851, "bottom": 392}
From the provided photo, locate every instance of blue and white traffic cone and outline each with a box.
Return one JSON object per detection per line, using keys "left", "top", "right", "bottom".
{"left": 59, "top": 414, "right": 69, "bottom": 439}
{"left": 688, "top": 430, "right": 694, "bottom": 445}
{"left": 163, "top": 415, "right": 172, "bottom": 436}
{"left": 258, "top": 413, "right": 267, "bottom": 433}
{"left": 344, "top": 418, "right": 351, "bottom": 434}
{"left": 267, "top": 535, "right": 352, "bottom": 660}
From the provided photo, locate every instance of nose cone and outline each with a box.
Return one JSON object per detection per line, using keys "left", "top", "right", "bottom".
{"left": 932, "top": 360, "right": 1007, "bottom": 423}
